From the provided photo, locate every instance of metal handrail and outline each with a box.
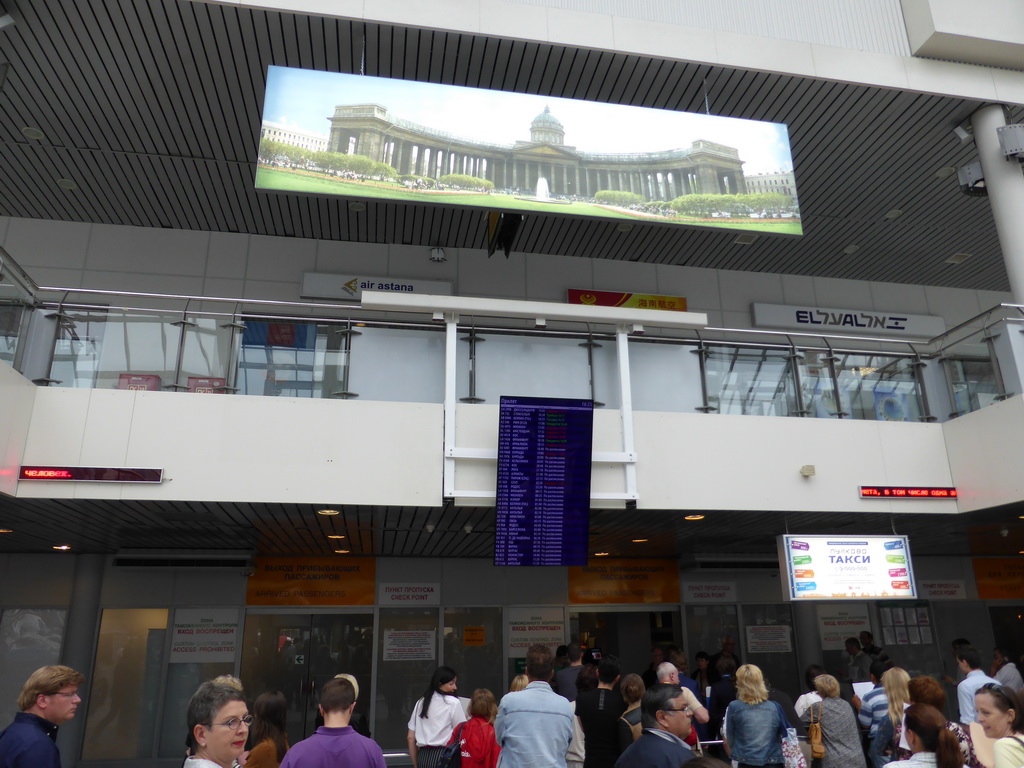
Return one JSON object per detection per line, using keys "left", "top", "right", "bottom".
{"left": 31, "top": 285, "right": 979, "bottom": 360}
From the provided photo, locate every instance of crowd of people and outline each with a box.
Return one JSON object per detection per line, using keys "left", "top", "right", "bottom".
{"left": 2, "top": 634, "right": 1024, "bottom": 768}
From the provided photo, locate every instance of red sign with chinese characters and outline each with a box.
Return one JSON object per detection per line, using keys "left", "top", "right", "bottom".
{"left": 568, "top": 289, "right": 687, "bottom": 312}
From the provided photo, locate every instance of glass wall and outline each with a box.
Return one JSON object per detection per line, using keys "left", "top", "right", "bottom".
{"left": 0, "top": 609, "right": 66, "bottom": 725}
{"left": 945, "top": 357, "right": 1000, "bottom": 415}
{"left": 82, "top": 608, "right": 168, "bottom": 761}
{"left": 443, "top": 608, "right": 503, "bottom": 700}
{"left": 833, "top": 353, "right": 922, "bottom": 422}
{"left": 0, "top": 302, "right": 26, "bottom": 366}
{"left": 374, "top": 608, "right": 439, "bottom": 750}
{"left": 705, "top": 346, "right": 797, "bottom": 416}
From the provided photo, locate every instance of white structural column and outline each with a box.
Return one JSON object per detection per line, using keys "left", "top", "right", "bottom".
{"left": 972, "top": 104, "right": 1024, "bottom": 301}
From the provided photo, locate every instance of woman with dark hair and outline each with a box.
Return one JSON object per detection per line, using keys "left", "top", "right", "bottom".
{"left": 694, "top": 652, "right": 712, "bottom": 702}
{"left": 406, "top": 666, "right": 467, "bottom": 768}
{"left": 887, "top": 703, "right": 966, "bottom": 768}
{"left": 567, "top": 664, "right": 599, "bottom": 768}
{"left": 447, "top": 688, "right": 500, "bottom": 768}
{"left": 246, "top": 691, "right": 288, "bottom": 768}
{"left": 617, "top": 673, "right": 646, "bottom": 752}
{"left": 974, "top": 683, "right": 1024, "bottom": 768}
{"left": 906, "top": 676, "right": 979, "bottom": 768}
{"left": 184, "top": 680, "right": 251, "bottom": 768}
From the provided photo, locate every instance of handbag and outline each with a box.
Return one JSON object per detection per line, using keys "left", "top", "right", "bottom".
{"left": 440, "top": 722, "right": 466, "bottom": 768}
{"left": 782, "top": 726, "right": 809, "bottom": 768}
{"left": 807, "top": 702, "right": 825, "bottom": 760}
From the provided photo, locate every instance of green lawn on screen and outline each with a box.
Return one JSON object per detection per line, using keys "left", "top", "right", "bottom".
{"left": 255, "top": 167, "right": 803, "bottom": 235}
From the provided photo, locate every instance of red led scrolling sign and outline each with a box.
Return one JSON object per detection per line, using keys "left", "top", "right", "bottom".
{"left": 19, "top": 466, "right": 163, "bottom": 483}
{"left": 860, "top": 486, "right": 957, "bottom": 499}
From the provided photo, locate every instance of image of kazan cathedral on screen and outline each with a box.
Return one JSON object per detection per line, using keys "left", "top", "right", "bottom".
{"left": 319, "top": 103, "right": 760, "bottom": 203}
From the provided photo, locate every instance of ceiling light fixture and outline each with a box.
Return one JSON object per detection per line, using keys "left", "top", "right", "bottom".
{"left": 0, "top": 528, "right": 12, "bottom": 533}
{"left": 53, "top": 545, "right": 71, "bottom": 551}
{"left": 684, "top": 514, "right": 705, "bottom": 521}
{"left": 316, "top": 508, "right": 340, "bottom": 516}
{"left": 734, "top": 234, "right": 759, "bottom": 246}
{"left": 616, "top": 222, "right": 635, "bottom": 233}
{"left": 348, "top": 201, "right": 366, "bottom": 212}
{"left": 56, "top": 178, "right": 77, "bottom": 190}
{"left": 632, "top": 538, "right": 648, "bottom": 543}
{"left": 334, "top": 549, "right": 350, "bottom": 554}
{"left": 945, "top": 252, "right": 971, "bottom": 264}
{"left": 22, "top": 126, "right": 44, "bottom": 140}
{"left": 0, "top": 14, "right": 14, "bottom": 31}
{"left": 594, "top": 552, "right": 610, "bottom": 557}
{"left": 884, "top": 209, "right": 903, "bottom": 219}
{"left": 327, "top": 534, "right": 345, "bottom": 539}
{"left": 429, "top": 247, "right": 446, "bottom": 262}
{"left": 935, "top": 166, "right": 957, "bottom": 179}
{"left": 843, "top": 245, "right": 860, "bottom": 255}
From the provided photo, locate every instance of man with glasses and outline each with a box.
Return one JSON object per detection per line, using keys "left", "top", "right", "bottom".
{"left": 0, "top": 665, "right": 85, "bottom": 768}
{"left": 613, "top": 682, "right": 695, "bottom": 767}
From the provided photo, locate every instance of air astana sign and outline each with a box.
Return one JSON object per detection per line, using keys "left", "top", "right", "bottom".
{"left": 752, "top": 303, "right": 945, "bottom": 338}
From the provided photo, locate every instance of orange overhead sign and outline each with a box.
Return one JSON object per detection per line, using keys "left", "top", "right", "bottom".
{"left": 568, "top": 559, "right": 680, "bottom": 604}
{"left": 246, "top": 557, "right": 376, "bottom": 606}
{"left": 973, "top": 558, "right": 1024, "bottom": 600}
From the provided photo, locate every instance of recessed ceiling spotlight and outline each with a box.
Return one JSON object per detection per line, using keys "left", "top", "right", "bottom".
{"left": 945, "top": 252, "right": 971, "bottom": 264}
{"left": 935, "top": 166, "right": 957, "bottom": 179}
{"left": 316, "top": 508, "right": 340, "bottom": 516}
{"left": 884, "top": 209, "right": 903, "bottom": 219}
{"left": 734, "top": 234, "right": 759, "bottom": 246}
{"left": 843, "top": 245, "right": 860, "bottom": 255}
{"left": 348, "top": 201, "right": 366, "bottom": 212}
{"left": 56, "top": 178, "right": 77, "bottom": 190}
{"left": 53, "top": 545, "right": 71, "bottom": 551}
{"left": 22, "top": 126, "right": 45, "bottom": 140}
{"left": 334, "top": 549, "right": 350, "bottom": 554}
{"left": 0, "top": 528, "right": 12, "bottom": 533}
{"left": 327, "top": 534, "right": 345, "bottom": 539}
{"left": 632, "top": 538, "right": 648, "bottom": 543}
{"left": 617, "top": 222, "right": 635, "bottom": 233}
{"left": 684, "top": 514, "right": 705, "bottom": 521}
{"left": 594, "top": 552, "right": 610, "bottom": 557}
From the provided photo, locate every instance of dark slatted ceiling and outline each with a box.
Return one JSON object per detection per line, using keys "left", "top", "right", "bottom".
{"left": 0, "top": 0, "right": 1018, "bottom": 289}
{"left": 1, "top": 495, "right": 1023, "bottom": 560}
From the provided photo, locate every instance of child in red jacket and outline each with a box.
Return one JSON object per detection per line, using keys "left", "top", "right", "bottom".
{"left": 448, "top": 689, "right": 501, "bottom": 768}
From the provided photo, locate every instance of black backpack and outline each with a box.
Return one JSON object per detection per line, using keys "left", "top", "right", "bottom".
{"left": 439, "top": 722, "right": 467, "bottom": 768}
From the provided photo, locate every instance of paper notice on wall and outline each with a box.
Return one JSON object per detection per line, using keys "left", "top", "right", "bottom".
{"left": 170, "top": 608, "right": 240, "bottom": 663}
{"left": 383, "top": 630, "right": 436, "bottom": 661}
{"left": 745, "top": 625, "right": 792, "bottom": 653}
{"left": 506, "top": 607, "right": 565, "bottom": 656}
{"left": 816, "top": 604, "right": 870, "bottom": 650}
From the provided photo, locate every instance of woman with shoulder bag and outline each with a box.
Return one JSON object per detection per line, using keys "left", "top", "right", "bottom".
{"left": 616, "top": 674, "right": 645, "bottom": 752}
{"left": 800, "top": 674, "right": 865, "bottom": 768}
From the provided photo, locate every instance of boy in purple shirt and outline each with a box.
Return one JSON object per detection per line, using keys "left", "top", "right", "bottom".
{"left": 280, "top": 677, "right": 385, "bottom": 768}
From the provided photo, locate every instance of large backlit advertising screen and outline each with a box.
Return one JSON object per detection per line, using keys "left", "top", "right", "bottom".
{"left": 257, "top": 67, "right": 802, "bottom": 235}
{"left": 779, "top": 535, "right": 917, "bottom": 601}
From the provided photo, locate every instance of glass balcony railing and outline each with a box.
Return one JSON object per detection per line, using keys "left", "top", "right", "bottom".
{"left": 10, "top": 283, "right": 1024, "bottom": 425}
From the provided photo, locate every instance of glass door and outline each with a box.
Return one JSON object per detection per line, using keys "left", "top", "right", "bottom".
{"left": 239, "top": 611, "right": 374, "bottom": 747}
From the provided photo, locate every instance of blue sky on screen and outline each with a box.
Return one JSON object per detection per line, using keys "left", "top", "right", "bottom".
{"left": 262, "top": 66, "right": 795, "bottom": 175}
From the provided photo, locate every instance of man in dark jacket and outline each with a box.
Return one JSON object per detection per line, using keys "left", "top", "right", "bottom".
{"left": 614, "top": 683, "right": 694, "bottom": 768}
{"left": 0, "top": 665, "right": 85, "bottom": 768}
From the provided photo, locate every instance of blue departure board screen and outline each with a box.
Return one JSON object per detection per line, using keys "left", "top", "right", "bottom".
{"left": 494, "top": 396, "right": 594, "bottom": 566}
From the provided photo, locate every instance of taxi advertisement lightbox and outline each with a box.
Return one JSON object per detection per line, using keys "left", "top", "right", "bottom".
{"left": 778, "top": 535, "right": 916, "bottom": 601}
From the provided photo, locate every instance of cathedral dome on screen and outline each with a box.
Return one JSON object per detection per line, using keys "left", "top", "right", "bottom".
{"left": 530, "top": 105, "right": 565, "bottom": 145}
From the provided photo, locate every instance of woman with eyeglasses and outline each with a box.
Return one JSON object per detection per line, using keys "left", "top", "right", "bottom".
{"left": 185, "top": 679, "right": 252, "bottom": 768}
{"left": 724, "top": 664, "right": 788, "bottom": 768}
{"left": 886, "top": 703, "right": 966, "bottom": 768}
{"left": 974, "top": 683, "right": 1024, "bottom": 768}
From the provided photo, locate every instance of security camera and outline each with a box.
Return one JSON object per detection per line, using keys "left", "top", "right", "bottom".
{"left": 956, "top": 162, "right": 987, "bottom": 197}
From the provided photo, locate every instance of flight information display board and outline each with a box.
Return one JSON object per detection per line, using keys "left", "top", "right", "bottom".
{"left": 494, "top": 396, "right": 594, "bottom": 566}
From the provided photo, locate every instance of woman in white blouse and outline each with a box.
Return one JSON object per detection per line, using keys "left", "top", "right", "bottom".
{"left": 407, "top": 666, "right": 468, "bottom": 768}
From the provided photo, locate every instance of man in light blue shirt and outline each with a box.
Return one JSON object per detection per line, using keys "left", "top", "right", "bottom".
{"left": 496, "top": 644, "right": 574, "bottom": 768}
{"left": 956, "top": 646, "right": 1000, "bottom": 724}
